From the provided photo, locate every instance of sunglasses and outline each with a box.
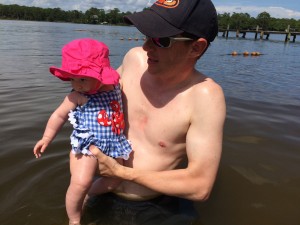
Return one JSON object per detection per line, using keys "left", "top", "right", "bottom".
{"left": 147, "top": 37, "right": 194, "bottom": 48}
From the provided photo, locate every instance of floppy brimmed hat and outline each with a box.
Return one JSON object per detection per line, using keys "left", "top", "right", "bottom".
{"left": 50, "top": 38, "right": 119, "bottom": 85}
{"left": 124, "top": 0, "right": 218, "bottom": 42}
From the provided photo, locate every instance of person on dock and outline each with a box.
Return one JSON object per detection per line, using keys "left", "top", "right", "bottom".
{"left": 86, "top": 0, "right": 226, "bottom": 224}
{"left": 33, "top": 38, "right": 132, "bottom": 225}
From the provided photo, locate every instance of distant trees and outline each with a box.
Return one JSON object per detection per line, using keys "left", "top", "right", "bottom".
{"left": 218, "top": 11, "right": 300, "bottom": 31}
{"left": 0, "top": 4, "right": 132, "bottom": 25}
{"left": 0, "top": 4, "right": 300, "bottom": 31}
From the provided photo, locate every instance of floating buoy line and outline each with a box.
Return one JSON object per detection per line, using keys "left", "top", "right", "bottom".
{"left": 231, "top": 51, "right": 262, "bottom": 56}
{"left": 120, "top": 37, "right": 146, "bottom": 41}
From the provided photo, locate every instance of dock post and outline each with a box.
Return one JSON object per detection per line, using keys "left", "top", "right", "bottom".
{"left": 255, "top": 25, "right": 259, "bottom": 40}
{"left": 226, "top": 24, "right": 229, "bottom": 38}
{"left": 260, "top": 31, "right": 264, "bottom": 39}
{"left": 285, "top": 25, "right": 291, "bottom": 42}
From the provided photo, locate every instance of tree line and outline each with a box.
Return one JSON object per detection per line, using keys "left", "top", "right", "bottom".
{"left": 218, "top": 12, "right": 300, "bottom": 31}
{"left": 0, "top": 4, "right": 130, "bottom": 24}
{"left": 1, "top": 4, "right": 300, "bottom": 31}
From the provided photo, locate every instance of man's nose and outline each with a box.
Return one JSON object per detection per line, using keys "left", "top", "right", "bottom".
{"left": 143, "top": 38, "right": 155, "bottom": 51}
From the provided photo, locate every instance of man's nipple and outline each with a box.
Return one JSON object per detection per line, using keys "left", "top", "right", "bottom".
{"left": 158, "top": 141, "right": 166, "bottom": 148}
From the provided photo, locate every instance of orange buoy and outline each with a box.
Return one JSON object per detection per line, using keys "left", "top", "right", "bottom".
{"left": 243, "top": 51, "right": 249, "bottom": 56}
{"left": 231, "top": 51, "right": 238, "bottom": 56}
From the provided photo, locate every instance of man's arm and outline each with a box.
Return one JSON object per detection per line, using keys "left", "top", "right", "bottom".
{"left": 90, "top": 80, "right": 226, "bottom": 201}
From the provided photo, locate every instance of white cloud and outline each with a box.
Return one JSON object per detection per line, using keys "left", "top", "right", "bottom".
{"left": 216, "top": 5, "right": 300, "bottom": 19}
{"left": 0, "top": 0, "right": 151, "bottom": 12}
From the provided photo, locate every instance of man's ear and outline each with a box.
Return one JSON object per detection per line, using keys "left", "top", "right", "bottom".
{"left": 190, "top": 38, "right": 207, "bottom": 58}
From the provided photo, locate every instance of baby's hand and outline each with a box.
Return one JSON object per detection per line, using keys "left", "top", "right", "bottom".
{"left": 33, "top": 139, "right": 49, "bottom": 158}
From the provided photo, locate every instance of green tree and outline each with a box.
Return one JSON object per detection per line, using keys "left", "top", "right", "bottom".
{"left": 256, "top": 11, "right": 271, "bottom": 30}
{"left": 85, "top": 7, "right": 101, "bottom": 24}
{"left": 106, "top": 8, "right": 122, "bottom": 24}
{"left": 98, "top": 9, "right": 106, "bottom": 23}
{"left": 218, "top": 13, "right": 231, "bottom": 29}
{"left": 230, "top": 12, "right": 251, "bottom": 30}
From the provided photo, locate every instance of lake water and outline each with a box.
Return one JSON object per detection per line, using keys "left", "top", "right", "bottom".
{"left": 0, "top": 20, "right": 299, "bottom": 225}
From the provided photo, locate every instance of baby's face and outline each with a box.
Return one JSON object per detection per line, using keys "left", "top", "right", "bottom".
{"left": 70, "top": 77, "right": 101, "bottom": 94}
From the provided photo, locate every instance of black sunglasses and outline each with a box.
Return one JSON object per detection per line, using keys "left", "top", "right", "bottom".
{"left": 147, "top": 37, "right": 194, "bottom": 48}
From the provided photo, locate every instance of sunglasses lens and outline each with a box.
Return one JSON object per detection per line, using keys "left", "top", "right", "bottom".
{"left": 152, "top": 38, "right": 171, "bottom": 48}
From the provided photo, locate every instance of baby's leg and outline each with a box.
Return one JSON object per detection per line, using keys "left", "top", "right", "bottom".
{"left": 84, "top": 158, "right": 123, "bottom": 206}
{"left": 66, "top": 152, "right": 97, "bottom": 225}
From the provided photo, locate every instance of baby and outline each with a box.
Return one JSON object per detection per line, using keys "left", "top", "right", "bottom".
{"left": 33, "top": 38, "right": 132, "bottom": 225}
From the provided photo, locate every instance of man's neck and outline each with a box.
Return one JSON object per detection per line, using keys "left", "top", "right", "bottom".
{"left": 145, "top": 67, "right": 196, "bottom": 90}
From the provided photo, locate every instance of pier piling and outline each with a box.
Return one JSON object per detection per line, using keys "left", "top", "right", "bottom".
{"left": 219, "top": 24, "right": 299, "bottom": 42}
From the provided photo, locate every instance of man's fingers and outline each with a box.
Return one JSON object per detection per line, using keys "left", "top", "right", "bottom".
{"left": 90, "top": 146, "right": 100, "bottom": 157}
{"left": 90, "top": 146, "right": 106, "bottom": 161}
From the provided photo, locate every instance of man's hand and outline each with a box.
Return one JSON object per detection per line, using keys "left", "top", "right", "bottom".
{"left": 90, "top": 145, "right": 120, "bottom": 178}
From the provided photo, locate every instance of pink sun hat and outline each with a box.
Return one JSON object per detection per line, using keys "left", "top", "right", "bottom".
{"left": 49, "top": 38, "right": 119, "bottom": 85}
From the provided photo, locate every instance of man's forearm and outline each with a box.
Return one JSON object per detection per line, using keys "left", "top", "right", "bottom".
{"left": 116, "top": 165, "right": 212, "bottom": 201}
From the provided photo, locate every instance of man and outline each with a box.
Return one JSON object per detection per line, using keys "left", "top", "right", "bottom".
{"left": 86, "top": 0, "right": 226, "bottom": 224}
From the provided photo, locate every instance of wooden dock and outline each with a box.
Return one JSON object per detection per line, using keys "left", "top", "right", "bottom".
{"left": 219, "top": 26, "right": 300, "bottom": 42}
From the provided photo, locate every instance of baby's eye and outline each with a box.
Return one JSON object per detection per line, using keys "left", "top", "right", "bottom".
{"left": 80, "top": 78, "right": 86, "bottom": 82}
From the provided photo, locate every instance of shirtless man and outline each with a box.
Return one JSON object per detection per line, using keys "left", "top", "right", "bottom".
{"left": 86, "top": 0, "right": 226, "bottom": 224}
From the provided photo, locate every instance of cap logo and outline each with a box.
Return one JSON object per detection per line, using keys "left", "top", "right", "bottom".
{"left": 155, "top": 0, "right": 179, "bottom": 8}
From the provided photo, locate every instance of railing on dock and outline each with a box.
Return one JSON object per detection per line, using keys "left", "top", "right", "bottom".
{"left": 219, "top": 25, "right": 300, "bottom": 42}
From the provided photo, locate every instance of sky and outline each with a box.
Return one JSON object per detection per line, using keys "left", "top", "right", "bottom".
{"left": 1, "top": 0, "right": 300, "bottom": 19}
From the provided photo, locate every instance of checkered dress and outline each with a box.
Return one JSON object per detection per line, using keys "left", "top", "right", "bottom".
{"left": 68, "top": 85, "right": 132, "bottom": 160}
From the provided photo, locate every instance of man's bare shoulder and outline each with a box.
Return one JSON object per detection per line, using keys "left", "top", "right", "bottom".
{"left": 190, "top": 74, "right": 226, "bottom": 116}
{"left": 193, "top": 75, "right": 224, "bottom": 100}
{"left": 118, "top": 47, "right": 146, "bottom": 82}
{"left": 123, "top": 47, "right": 146, "bottom": 63}
{"left": 119, "top": 47, "right": 147, "bottom": 79}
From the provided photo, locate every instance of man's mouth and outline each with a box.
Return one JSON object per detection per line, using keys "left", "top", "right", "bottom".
{"left": 147, "top": 57, "right": 158, "bottom": 64}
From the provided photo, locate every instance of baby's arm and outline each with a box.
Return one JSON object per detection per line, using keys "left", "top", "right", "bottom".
{"left": 33, "top": 92, "right": 81, "bottom": 158}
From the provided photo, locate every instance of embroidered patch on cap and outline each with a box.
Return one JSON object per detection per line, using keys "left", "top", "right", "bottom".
{"left": 155, "top": 0, "right": 179, "bottom": 8}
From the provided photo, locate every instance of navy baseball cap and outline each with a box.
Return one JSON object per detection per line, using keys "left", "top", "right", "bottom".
{"left": 124, "top": 0, "right": 218, "bottom": 42}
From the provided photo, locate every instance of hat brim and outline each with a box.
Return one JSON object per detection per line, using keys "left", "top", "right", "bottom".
{"left": 124, "top": 9, "right": 183, "bottom": 38}
{"left": 49, "top": 66, "right": 119, "bottom": 85}
{"left": 50, "top": 66, "right": 75, "bottom": 81}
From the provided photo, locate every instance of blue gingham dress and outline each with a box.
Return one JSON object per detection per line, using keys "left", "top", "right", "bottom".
{"left": 68, "top": 85, "right": 132, "bottom": 160}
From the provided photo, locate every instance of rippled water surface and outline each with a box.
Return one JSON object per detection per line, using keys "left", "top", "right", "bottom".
{"left": 0, "top": 20, "right": 299, "bottom": 225}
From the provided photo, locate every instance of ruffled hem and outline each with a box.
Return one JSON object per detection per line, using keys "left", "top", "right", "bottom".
{"left": 92, "top": 136, "right": 132, "bottom": 160}
{"left": 70, "top": 128, "right": 94, "bottom": 156}
{"left": 68, "top": 110, "right": 79, "bottom": 128}
{"left": 70, "top": 131, "right": 132, "bottom": 159}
